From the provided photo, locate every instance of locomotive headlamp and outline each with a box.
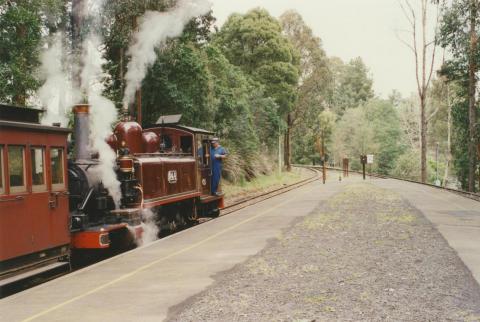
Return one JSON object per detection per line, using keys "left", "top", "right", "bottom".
{"left": 119, "top": 157, "right": 134, "bottom": 173}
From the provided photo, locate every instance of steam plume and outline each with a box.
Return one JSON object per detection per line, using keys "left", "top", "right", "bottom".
{"left": 137, "top": 209, "right": 159, "bottom": 246}
{"left": 122, "top": 0, "right": 212, "bottom": 105}
{"left": 81, "top": 35, "right": 122, "bottom": 205}
{"left": 39, "top": 33, "right": 78, "bottom": 127}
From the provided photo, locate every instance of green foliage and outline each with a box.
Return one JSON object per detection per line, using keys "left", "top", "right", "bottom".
{"left": 332, "top": 99, "right": 404, "bottom": 174}
{"left": 438, "top": 0, "right": 480, "bottom": 189}
{"left": 438, "top": 0, "right": 480, "bottom": 80}
{"left": 141, "top": 42, "right": 213, "bottom": 127}
{"left": 451, "top": 91, "right": 470, "bottom": 189}
{"left": 331, "top": 57, "right": 374, "bottom": 116}
{"left": 364, "top": 100, "right": 405, "bottom": 174}
{"left": 214, "top": 8, "right": 299, "bottom": 117}
{"left": 0, "top": 0, "right": 67, "bottom": 105}
{"left": 0, "top": 1, "right": 42, "bottom": 104}
{"left": 391, "top": 149, "right": 421, "bottom": 180}
{"left": 280, "top": 10, "right": 332, "bottom": 165}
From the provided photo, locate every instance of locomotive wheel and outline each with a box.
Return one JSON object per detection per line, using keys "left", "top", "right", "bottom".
{"left": 211, "top": 208, "right": 220, "bottom": 218}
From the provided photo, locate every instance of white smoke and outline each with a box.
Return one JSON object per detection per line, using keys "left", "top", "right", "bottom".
{"left": 122, "top": 0, "right": 212, "bottom": 105}
{"left": 137, "top": 208, "right": 159, "bottom": 246}
{"left": 39, "top": 33, "right": 78, "bottom": 127}
{"left": 81, "top": 35, "right": 122, "bottom": 206}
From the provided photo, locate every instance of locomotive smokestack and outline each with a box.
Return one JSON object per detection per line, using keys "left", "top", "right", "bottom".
{"left": 73, "top": 104, "right": 90, "bottom": 160}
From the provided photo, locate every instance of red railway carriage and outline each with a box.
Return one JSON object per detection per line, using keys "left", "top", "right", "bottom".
{"left": 0, "top": 105, "right": 70, "bottom": 280}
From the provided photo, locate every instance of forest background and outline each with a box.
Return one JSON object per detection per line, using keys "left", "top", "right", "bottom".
{"left": 0, "top": 0, "right": 478, "bottom": 191}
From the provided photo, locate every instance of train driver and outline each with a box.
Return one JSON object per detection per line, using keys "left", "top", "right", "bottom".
{"left": 210, "top": 138, "right": 227, "bottom": 196}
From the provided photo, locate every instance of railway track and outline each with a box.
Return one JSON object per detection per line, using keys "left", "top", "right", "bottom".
{"left": 1, "top": 167, "right": 320, "bottom": 298}
{"left": 296, "top": 164, "right": 480, "bottom": 202}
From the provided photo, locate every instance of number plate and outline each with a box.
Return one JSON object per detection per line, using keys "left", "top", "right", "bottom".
{"left": 168, "top": 170, "right": 177, "bottom": 183}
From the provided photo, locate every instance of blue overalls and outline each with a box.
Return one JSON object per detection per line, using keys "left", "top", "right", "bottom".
{"left": 210, "top": 146, "right": 227, "bottom": 195}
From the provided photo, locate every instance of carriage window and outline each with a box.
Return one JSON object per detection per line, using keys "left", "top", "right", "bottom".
{"left": 8, "top": 146, "right": 26, "bottom": 193}
{"left": 51, "top": 148, "right": 64, "bottom": 190}
{"left": 0, "top": 147, "right": 4, "bottom": 194}
{"left": 180, "top": 136, "right": 193, "bottom": 154}
{"left": 31, "top": 147, "right": 46, "bottom": 191}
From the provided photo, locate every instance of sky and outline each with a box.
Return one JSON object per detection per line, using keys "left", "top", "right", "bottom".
{"left": 209, "top": 0, "right": 442, "bottom": 99}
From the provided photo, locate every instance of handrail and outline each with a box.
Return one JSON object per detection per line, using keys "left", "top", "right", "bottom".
{"left": 0, "top": 195, "right": 25, "bottom": 202}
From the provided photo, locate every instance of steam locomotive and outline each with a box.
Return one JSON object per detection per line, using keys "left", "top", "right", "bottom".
{"left": 0, "top": 103, "right": 223, "bottom": 285}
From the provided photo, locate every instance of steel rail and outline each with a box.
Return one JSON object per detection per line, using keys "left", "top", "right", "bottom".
{"left": 294, "top": 164, "right": 480, "bottom": 202}
{"left": 221, "top": 167, "right": 320, "bottom": 215}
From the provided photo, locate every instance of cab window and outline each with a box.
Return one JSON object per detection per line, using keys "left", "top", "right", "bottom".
{"left": 180, "top": 136, "right": 193, "bottom": 154}
{"left": 51, "top": 148, "right": 65, "bottom": 190}
{"left": 8, "top": 146, "right": 26, "bottom": 193}
{"left": 0, "top": 147, "right": 4, "bottom": 194}
{"left": 31, "top": 147, "right": 46, "bottom": 192}
{"left": 160, "top": 135, "right": 172, "bottom": 151}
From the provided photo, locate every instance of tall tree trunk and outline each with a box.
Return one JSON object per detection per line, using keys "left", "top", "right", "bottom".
{"left": 420, "top": 95, "right": 427, "bottom": 182}
{"left": 443, "top": 84, "right": 452, "bottom": 187}
{"left": 284, "top": 113, "right": 292, "bottom": 171}
{"left": 467, "top": 0, "right": 478, "bottom": 192}
{"left": 419, "top": 0, "right": 430, "bottom": 183}
{"left": 399, "top": 0, "right": 438, "bottom": 183}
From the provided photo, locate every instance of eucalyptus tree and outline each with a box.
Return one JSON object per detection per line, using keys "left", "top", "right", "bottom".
{"left": 279, "top": 10, "right": 331, "bottom": 169}
{"left": 214, "top": 8, "right": 300, "bottom": 170}
{"left": 398, "top": 0, "right": 442, "bottom": 183}
{"left": 438, "top": 0, "right": 479, "bottom": 191}
{"left": 0, "top": 0, "right": 66, "bottom": 105}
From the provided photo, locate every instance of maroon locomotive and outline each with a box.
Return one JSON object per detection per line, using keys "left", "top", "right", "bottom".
{"left": 0, "top": 103, "right": 223, "bottom": 285}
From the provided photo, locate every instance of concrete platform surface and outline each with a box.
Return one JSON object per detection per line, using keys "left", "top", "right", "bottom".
{"left": 372, "top": 178, "right": 480, "bottom": 284}
{"left": 0, "top": 175, "right": 350, "bottom": 322}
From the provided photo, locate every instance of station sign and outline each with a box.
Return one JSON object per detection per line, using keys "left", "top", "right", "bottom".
{"left": 367, "top": 154, "right": 374, "bottom": 164}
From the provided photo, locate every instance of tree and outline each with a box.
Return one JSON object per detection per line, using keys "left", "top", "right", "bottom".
{"left": 364, "top": 99, "right": 405, "bottom": 174}
{"left": 101, "top": 0, "right": 175, "bottom": 109}
{"left": 428, "top": 76, "right": 457, "bottom": 186}
{"left": 332, "top": 57, "right": 374, "bottom": 115}
{"left": 438, "top": 0, "right": 479, "bottom": 191}
{"left": 332, "top": 99, "right": 404, "bottom": 174}
{"left": 0, "top": 1, "right": 41, "bottom": 105}
{"left": 214, "top": 8, "right": 300, "bottom": 170}
{"left": 398, "top": 0, "right": 441, "bottom": 183}
{"left": 280, "top": 10, "right": 331, "bottom": 170}
{"left": 397, "top": 94, "right": 421, "bottom": 151}
{"left": 332, "top": 107, "right": 375, "bottom": 170}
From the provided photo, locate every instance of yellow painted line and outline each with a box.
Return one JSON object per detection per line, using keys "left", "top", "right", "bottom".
{"left": 23, "top": 184, "right": 316, "bottom": 322}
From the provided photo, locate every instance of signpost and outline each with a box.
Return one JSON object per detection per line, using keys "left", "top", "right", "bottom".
{"left": 342, "top": 158, "right": 349, "bottom": 177}
{"left": 360, "top": 155, "right": 367, "bottom": 180}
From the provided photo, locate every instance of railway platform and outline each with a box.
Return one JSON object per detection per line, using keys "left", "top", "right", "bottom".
{"left": 0, "top": 173, "right": 347, "bottom": 322}
{"left": 1, "top": 173, "right": 480, "bottom": 321}
{"left": 372, "top": 178, "right": 480, "bottom": 283}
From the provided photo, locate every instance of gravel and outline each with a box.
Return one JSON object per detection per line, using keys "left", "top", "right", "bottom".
{"left": 167, "top": 183, "right": 480, "bottom": 322}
